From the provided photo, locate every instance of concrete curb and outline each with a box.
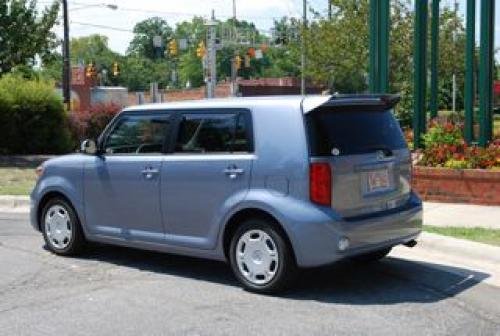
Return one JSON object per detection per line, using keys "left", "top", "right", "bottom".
{"left": 0, "top": 195, "right": 30, "bottom": 212}
{"left": 418, "top": 231, "right": 500, "bottom": 266}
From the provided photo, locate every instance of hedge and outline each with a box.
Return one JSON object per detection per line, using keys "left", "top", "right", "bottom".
{"left": 0, "top": 75, "right": 73, "bottom": 154}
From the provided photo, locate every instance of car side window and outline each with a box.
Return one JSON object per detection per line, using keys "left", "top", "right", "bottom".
{"left": 175, "top": 112, "right": 251, "bottom": 154}
{"left": 104, "top": 114, "right": 170, "bottom": 154}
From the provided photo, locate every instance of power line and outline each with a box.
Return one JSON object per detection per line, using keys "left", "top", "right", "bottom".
{"left": 68, "top": 0, "right": 293, "bottom": 21}
{"left": 71, "top": 21, "right": 134, "bottom": 33}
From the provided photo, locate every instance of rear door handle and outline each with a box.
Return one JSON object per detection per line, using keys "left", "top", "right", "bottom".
{"left": 223, "top": 166, "right": 244, "bottom": 179}
{"left": 141, "top": 168, "right": 159, "bottom": 179}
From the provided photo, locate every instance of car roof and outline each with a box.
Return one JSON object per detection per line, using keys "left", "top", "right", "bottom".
{"left": 122, "top": 94, "right": 399, "bottom": 114}
{"left": 123, "top": 95, "right": 328, "bottom": 114}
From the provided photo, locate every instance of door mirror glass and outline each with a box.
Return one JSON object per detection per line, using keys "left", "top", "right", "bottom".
{"left": 81, "top": 139, "right": 98, "bottom": 155}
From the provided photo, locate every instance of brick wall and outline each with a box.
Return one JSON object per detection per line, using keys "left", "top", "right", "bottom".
{"left": 127, "top": 84, "right": 232, "bottom": 106}
{"left": 412, "top": 167, "right": 500, "bottom": 205}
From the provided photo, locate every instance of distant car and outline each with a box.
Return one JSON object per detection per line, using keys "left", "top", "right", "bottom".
{"left": 30, "top": 95, "right": 422, "bottom": 293}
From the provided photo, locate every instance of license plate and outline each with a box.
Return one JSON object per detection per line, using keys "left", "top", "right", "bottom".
{"left": 368, "top": 169, "right": 390, "bottom": 192}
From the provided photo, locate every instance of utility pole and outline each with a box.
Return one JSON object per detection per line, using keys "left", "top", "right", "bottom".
{"left": 328, "top": 0, "right": 332, "bottom": 20}
{"left": 301, "top": 0, "right": 307, "bottom": 95}
{"left": 206, "top": 10, "right": 217, "bottom": 99}
{"left": 62, "top": 0, "right": 71, "bottom": 111}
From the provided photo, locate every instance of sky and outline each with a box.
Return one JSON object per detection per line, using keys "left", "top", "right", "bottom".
{"left": 36, "top": 0, "right": 500, "bottom": 56}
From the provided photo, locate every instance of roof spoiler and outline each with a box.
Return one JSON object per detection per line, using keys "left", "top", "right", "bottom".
{"left": 302, "top": 94, "right": 401, "bottom": 114}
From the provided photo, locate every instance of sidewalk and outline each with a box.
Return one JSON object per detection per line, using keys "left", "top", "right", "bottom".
{"left": 424, "top": 202, "right": 500, "bottom": 229}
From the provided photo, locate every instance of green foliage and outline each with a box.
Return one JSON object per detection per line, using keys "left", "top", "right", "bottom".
{"left": 128, "top": 17, "right": 174, "bottom": 60}
{"left": 422, "top": 120, "right": 463, "bottom": 148}
{"left": 0, "top": 0, "right": 60, "bottom": 74}
{"left": 0, "top": 75, "right": 72, "bottom": 154}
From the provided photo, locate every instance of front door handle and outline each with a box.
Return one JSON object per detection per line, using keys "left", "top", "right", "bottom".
{"left": 141, "top": 168, "right": 159, "bottom": 179}
{"left": 223, "top": 166, "right": 244, "bottom": 179}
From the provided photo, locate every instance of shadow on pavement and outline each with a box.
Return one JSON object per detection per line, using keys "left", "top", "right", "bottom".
{"left": 65, "top": 242, "right": 490, "bottom": 305}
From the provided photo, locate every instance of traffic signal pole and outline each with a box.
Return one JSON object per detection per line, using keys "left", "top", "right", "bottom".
{"left": 206, "top": 11, "right": 217, "bottom": 99}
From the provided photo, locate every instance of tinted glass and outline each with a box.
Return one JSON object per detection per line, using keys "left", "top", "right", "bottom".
{"left": 175, "top": 113, "right": 250, "bottom": 153}
{"left": 104, "top": 115, "right": 170, "bottom": 154}
{"left": 306, "top": 109, "right": 407, "bottom": 156}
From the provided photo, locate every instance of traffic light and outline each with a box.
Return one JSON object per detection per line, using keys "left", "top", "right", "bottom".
{"left": 85, "top": 62, "right": 97, "bottom": 79}
{"left": 196, "top": 41, "right": 206, "bottom": 58}
{"left": 234, "top": 55, "right": 242, "bottom": 71}
{"left": 112, "top": 62, "right": 120, "bottom": 77}
{"left": 168, "top": 39, "right": 178, "bottom": 56}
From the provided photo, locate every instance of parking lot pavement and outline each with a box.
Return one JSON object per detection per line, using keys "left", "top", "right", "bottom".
{"left": 1, "top": 212, "right": 499, "bottom": 336}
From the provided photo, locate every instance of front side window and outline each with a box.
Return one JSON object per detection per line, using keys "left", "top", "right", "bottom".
{"left": 175, "top": 113, "right": 251, "bottom": 154}
{"left": 104, "top": 114, "right": 170, "bottom": 154}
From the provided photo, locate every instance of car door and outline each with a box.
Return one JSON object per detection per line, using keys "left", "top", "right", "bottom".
{"left": 161, "top": 109, "right": 254, "bottom": 249}
{"left": 84, "top": 112, "right": 172, "bottom": 243}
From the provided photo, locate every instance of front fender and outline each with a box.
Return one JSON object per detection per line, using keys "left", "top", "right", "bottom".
{"left": 31, "top": 170, "right": 85, "bottom": 233}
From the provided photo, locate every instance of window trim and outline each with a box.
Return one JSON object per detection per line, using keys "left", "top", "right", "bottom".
{"left": 168, "top": 108, "right": 254, "bottom": 155}
{"left": 98, "top": 111, "right": 173, "bottom": 156}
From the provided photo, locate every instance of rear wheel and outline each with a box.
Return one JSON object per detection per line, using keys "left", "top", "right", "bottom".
{"left": 229, "top": 219, "right": 296, "bottom": 293}
{"left": 41, "top": 197, "right": 85, "bottom": 256}
{"left": 351, "top": 247, "right": 392, "bottom": 263}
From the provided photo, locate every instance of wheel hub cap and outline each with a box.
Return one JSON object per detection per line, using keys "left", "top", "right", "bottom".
{"left": 236, "top": 229, "right": 279, "bottom": 285}
{"left": 45, "top": 205, "right": 72, "bottom": 250}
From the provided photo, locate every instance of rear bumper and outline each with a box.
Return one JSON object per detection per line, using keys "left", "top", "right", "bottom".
{"left": 289, "top": 193, "right": 422, "bottom": 267}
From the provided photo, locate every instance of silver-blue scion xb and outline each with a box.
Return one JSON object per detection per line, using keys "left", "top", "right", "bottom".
{"left": 31, "top": 95, "right": 422, "bottom": 293}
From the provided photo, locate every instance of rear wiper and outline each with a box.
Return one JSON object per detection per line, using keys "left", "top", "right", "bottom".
{"left": 365, "top": 145, "right": 393, "bottom": 157}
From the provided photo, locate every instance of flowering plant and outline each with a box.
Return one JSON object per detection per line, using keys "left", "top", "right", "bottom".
{"left": 418, "top": 120, "right": 500, "bottom": 169}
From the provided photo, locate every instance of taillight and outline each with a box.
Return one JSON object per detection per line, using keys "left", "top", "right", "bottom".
{"left": 310, "top": 162, "right": 332, "bottom": 206}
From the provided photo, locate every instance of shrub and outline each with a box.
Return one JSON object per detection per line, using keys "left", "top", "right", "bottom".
{"left": 0, "top": 75, "right": 73, "bottom": 154}
{"left": 68, "top": 102, "right": 121, "bottom": 143}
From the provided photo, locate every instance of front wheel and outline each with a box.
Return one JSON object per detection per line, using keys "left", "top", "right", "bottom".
{"left": 41, "top": 197, "right": 85, "bottom": 256}
{"left": 229, "top": 219, "right": 297, "bottom": 294}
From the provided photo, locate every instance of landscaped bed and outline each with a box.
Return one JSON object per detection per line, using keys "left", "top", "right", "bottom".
{"left": 411, "top": 119, "right": 500, "bottom": 205}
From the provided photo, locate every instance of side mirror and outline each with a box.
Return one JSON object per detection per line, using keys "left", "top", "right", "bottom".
{"left": 80, "top": 139, "right": 98, "bottom": 155}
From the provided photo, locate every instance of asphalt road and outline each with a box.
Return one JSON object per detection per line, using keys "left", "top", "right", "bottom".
{"left": 1, "top": 212, "right": 499, "bottom": 336}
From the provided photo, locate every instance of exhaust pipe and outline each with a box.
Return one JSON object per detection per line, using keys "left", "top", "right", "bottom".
{"left": 404, "top": 239, "right": 417, "bottom": 248}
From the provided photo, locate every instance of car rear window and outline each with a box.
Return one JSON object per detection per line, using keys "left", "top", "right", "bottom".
{"left": 305, "top": 109, "right": 407, "bottom": 156}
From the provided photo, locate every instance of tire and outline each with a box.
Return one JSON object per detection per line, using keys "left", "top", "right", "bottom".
{"left": 351, "top": 247, "right": 392, "bottom": 263}
{"left": 229, "top": 219, "right": 297, "bottom": 294}
{"left": 41, "top": 197, "right": 85, "bottom": 256}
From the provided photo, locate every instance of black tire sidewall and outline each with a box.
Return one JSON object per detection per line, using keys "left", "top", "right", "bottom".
{"left": 41, "top": 198, "right": 84, "bottom": 255}
{"left": 229, "top": 219, "right": 296, "bottom": 293}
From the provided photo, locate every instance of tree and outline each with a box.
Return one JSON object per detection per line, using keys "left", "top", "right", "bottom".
{"left": 128, "top": 17, "right": 174, "bottom": 60}
{"left": 0, "top": 0, "right": 60, "bottom": 74}
{"left": 70, "top": 34, "right": 123, "bottom": 86}
{"left": 120, "top": 56, "right": 171, "bottom": 91}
